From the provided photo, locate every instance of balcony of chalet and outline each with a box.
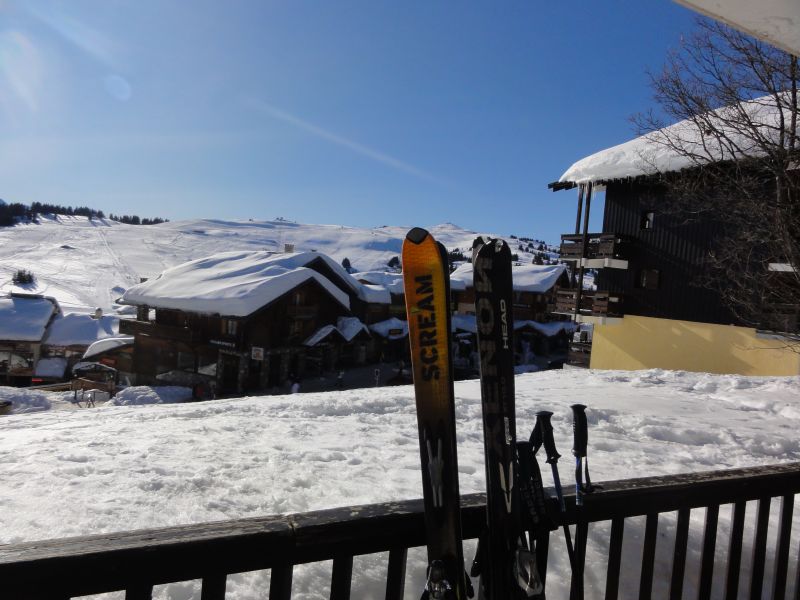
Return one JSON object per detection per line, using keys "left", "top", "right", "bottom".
{"left": 555, "top": 289, "right": 624, "bottom": 324}
{"left": 559, "top": 233, "right": 628, "bottom": 269}
{"left": 119, "top": 319, "right": 205, "bottom": 345}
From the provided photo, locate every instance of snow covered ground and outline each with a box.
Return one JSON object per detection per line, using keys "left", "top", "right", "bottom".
{"left": 1, "top": 368, "right": 798, "bottom": 599}
{"left": 0, "top": 216, "right": 559, "bottom": 313}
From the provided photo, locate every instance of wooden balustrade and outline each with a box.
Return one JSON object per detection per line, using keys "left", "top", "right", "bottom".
{"left": 1, "top": 463, "right": 799, "bottom": 599}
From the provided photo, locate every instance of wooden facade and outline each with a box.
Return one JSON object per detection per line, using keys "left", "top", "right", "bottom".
{"left": 121, "top": 278, "right": 352, "bottom": 395}
{"left": 596, "top": 180, "right": 737, "bottom": 325}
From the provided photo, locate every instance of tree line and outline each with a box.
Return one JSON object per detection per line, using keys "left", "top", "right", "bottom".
{"left": 0, "top": 201, "right": 167, "bottom": 226}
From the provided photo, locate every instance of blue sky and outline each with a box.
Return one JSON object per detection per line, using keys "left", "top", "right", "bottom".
{"left": 0, "top": 1, "right": 698, "bottom": 243}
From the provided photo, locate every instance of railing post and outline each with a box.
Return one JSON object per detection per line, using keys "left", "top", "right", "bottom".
{"left": 697, "top": 504, "right": 719, "bottom": 600}
{"left": 201, "top": 573, "right": 227, "bottom": 600}
{"left": 330, "top": 553, "right": 354, "bottom": 600}
{"left": 748, "top": 497, "right": 771, "bottom": 599}
{"left": 771, "top": 494, "right": 794, "bottom": 600}
{"left": 669, "top": 508, "right": 690, "bottom": 600}
{"left": 724, "top": 501, "right": 746, "bottom": 600}
{"left": 604, "top": 517, "right": 624, "bottom": 600}
{"left": 638, "top": 513, "right": 658, "bottom": 600}
{"left": 384, "top": 547, "right": 407, "bottom": 600}
{"left": 269, "top": 562, "right": 294, "bottom": 600}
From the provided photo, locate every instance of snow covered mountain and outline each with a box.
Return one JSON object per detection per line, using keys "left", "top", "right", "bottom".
{"left": 0, "top": 216, "right": 557, "bottom": 313}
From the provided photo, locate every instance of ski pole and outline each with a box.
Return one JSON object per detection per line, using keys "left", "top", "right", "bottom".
{"left": 570, "top": 404, "right": 598, "bottom": 600}
{"left": 530, "top": 410, "right": 575, "bottom": 568}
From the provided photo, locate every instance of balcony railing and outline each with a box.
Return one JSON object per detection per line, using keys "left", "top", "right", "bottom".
{"left": 560, "top": 233, "right": 626, "bottom": 264}
{"left": 555, "top": 289, "right": 624, "bottom": 318}
{"left": 119, "top": 319, "right": 200, "bottom": 344}
{"left": 1, "top": 462, "right": 799, "bottom": 599}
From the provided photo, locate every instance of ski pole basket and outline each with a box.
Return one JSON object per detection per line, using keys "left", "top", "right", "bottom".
{"left": 1, "top": 462, "right": 799, "bottom": 599}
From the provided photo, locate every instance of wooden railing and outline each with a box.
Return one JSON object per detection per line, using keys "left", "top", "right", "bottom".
{"left": 555, "top": 289, "right": 624, "bottom": 318}
{"left": 560, "top": 233, "right": 625, "bottom": 261}
{"left": 1, "top": 463, "right": 799, "bottom": 599}
{"left": 119, "top": 319, "right": 200, "bottom": 343}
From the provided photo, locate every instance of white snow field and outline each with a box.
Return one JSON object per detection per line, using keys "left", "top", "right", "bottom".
{"left": 1, "top": 368, "right": 798, "bottom": 599}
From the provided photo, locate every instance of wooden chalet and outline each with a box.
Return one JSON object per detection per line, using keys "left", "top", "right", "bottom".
{"left": 549, "top": 116, "right": 800, "bottom": 375}
{"left": 449, "top": 261, "right": 570, "bottom": 321}
{"left": 119, "top": 251, "right": 389, "bottom": 395}
{"left": 0, "top": 293, "right": 61, "bottom": 386}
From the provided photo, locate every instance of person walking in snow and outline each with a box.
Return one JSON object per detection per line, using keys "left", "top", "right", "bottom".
{"left": 290, "top": 380, "right": 301, "bottom": 394}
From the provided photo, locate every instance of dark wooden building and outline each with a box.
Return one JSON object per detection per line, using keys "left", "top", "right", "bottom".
{"left": 550, "top": 149, "right": 799, "bottom": 375}
{"left": 119, "top": 251, "right": 390, "bottom": 395}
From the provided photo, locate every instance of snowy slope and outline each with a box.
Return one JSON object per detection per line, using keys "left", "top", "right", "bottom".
{"left": 0, "top": 216, "right": 552, "bottom": 313}
{"left": 1, "top": 369, "right": 798, "bottom": 599}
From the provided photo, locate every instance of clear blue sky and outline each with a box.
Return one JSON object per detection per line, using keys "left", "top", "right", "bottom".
{"left": 0, "top": 1, "right": 698, "bottom": 243}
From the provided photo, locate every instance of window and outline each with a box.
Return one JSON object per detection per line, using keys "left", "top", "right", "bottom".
{"left": 221, "top": 319, "right": 238, "bottom": 336}
{"left": 636, "top": 269, "right": 660, "bottom": 290}
{"left": 640, "top": 210, "right": 655, "bottom": 230}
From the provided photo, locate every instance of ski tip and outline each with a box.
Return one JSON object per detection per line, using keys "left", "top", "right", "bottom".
{"left": 472, "top": 235, "right": 490, "bottom": 250}
{"left": 406, "top": 227, "right": 430, "bottom": 245}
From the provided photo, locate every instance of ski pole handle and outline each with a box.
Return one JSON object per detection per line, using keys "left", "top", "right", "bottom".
{"left": 533, "top": 411, "right": 560, "bottom": 465}
{"left": 571, "top": 404, "right": 588, "bottom": 458}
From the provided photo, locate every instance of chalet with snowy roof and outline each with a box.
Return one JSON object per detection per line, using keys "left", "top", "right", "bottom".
{"left": 0, "top": 293, "right": 61, "bottom": 385}
{"left": 353, "top": 271, "right": 405, "bottom": 320}
{"left": 450, "top": 262, "right": 569, "bottom": 322}
{"left": 119, "top": 250, "right": 390, "bottom": 394}
{"left": 549, "top": 96, "right": 800, "bottom": 375}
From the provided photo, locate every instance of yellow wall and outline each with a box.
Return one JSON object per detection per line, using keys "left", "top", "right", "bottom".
{"left": 590, "top": 315, "right": 800, "bottom": 375}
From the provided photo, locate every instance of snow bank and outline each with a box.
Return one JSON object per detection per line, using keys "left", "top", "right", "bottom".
{"left": 1, "top": 369, "right": 798, "bottom": 599}
{"left": 108, "top": 386, "right": 193, "bottom": 406}
{"left": 0, "top": 386, "right": 58, "bottom": 413}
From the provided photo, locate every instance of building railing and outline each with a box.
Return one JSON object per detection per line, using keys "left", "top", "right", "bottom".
{"left": 1, "top": 462, "right": 799, "bottom": 599}
{"left": 119, "top": 319, "right": 200, "bottom": 343}
{"left": 560, "top": 233, "right": 625, "bottom": 261}
{"left": 555, "top": 289, "right": 624, "bottom": 318}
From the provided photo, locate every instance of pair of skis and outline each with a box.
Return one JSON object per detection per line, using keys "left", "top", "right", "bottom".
{"left": 402, "top": 229, "right": 542, "bottom": 600}
{"left": 403, "top": 228, "right": 595, "bottom": 600}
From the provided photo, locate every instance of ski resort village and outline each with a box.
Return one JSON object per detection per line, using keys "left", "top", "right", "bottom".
{"left": 1, "top": 3, "right": 799, "bottom": 600}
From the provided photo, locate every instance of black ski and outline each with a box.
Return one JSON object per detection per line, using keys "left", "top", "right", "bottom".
{"left": 472, "top": 237, "right": 544, "bottom": 599}
{"left": 403, "top": 227, "right": 472, "bottom": 600}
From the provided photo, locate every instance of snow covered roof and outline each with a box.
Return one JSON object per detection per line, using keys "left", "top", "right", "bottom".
{"left": 369, "top": 317, "right": 408, "bottom": 340}
{"left": 83, "top": 335, "right": 134, "bottom": 359}
{"left": 337, "top": 317, "right": 371, "bottom": 342}
{"left": 120, "top": 251, "right": 352, "bottom": 317}
{"left": 557, "top": 94, "right": 795, "bottom": 185}
{"left": 514, "top": 320, "right": 576, "bottom": 337}
{"left": 675, "top": 0, "right": 800, "bottom": 56}
{"left": 450, "top": 263, "right": 567, "bottom": 294}
{"left": 303, "top": 325, "right": 342, "bottom": 347}
{"left": 35, "top": 357, "right": 67, "bottom": 379}
{"left": 44, "top": 313, "right": 119, "bottom": 347}
{"left": 353, "top": 271, "right": 405, "bottom": 295}
{"left": 359, "top": 284, "right": 391, "bottom": 305}
{"left": 0, "top": 295, "right": 60, "bottom": 342}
